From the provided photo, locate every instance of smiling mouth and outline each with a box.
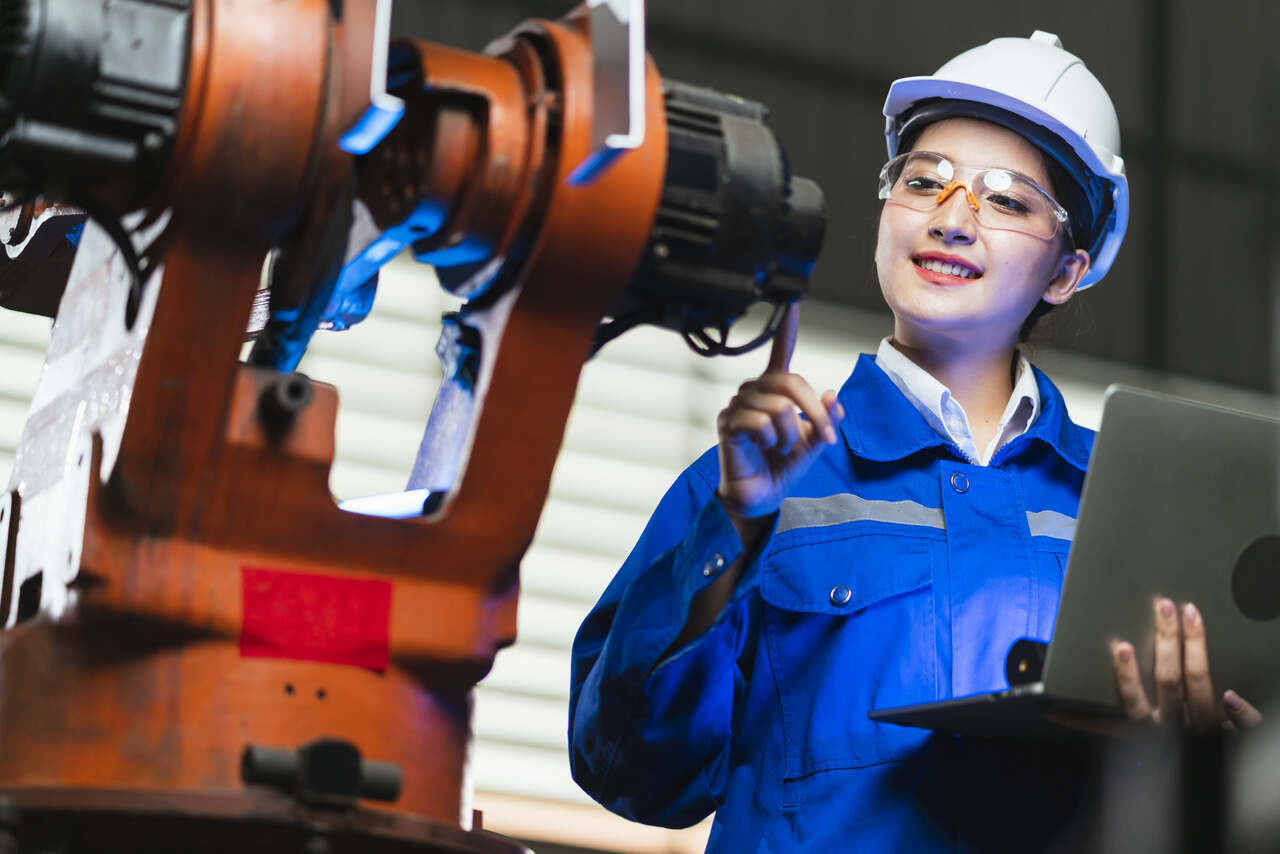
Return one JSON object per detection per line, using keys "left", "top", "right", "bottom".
{"left": 913, "top": 257, "right": 982, "bottom": 279}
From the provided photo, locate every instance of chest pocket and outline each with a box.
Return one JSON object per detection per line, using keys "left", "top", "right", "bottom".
{"left": 760, "top": 531, "right": 937, "bottom": 780}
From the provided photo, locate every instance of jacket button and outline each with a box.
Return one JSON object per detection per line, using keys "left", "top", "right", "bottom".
{"left": 950, "top": 472, "right": 970, "bottom": 493}
{"left": 702, "top": 554, "right": 726, "bottom": 577}
{"left": 830, "top": 585, "right": 852, "bottom": 606}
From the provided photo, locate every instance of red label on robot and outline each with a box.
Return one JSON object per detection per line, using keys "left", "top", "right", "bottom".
{"left": 240, "top": 566, "right": 393, "bottom": 671}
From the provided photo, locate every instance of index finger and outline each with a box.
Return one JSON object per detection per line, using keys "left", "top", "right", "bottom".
{"left": 766, "top": 302, "right": 800, "bottom": 374}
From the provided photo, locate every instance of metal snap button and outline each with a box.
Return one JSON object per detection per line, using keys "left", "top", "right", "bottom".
{"left": 830, "top": 584, "right": 852, "bottom": 606}
{"left": 702, "top": 553, "right": 726, "bottom": 577}
{"left": 950, "top": 471, "right": 970, "bottom": 493}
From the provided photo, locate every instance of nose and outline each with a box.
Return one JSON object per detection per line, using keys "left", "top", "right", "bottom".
{"left": 928, "top": 188, "right": 977, "bottom": 245}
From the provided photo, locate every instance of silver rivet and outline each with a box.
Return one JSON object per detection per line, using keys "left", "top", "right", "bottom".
{"left": 702, "top": 554, "right": 726, "bottom": 577}
{"left": 830, "top": 585, "right": 852, "bottom": 606}
{"left": 950, "top": 472, "right": 970, "bottom": 493}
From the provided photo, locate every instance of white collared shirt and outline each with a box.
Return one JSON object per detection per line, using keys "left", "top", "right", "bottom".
{"left": 874, "top": 337, "right": 1040, "bottom": 466}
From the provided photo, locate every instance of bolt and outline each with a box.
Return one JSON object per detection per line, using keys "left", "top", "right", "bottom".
{"left": 258, "top": 372, "right": 314, "bottom": 440}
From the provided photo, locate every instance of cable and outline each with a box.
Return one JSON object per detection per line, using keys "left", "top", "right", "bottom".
{"left": 75, "top": 195, "right": 148, "bottom": 328}
{"left": 682, "top": 299, "right": 789, "bottom": 358}
{"left": 588, "top": 307, "right": 661, "bottom": 359}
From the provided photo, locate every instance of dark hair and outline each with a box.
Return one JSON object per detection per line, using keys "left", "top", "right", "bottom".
{"left": 1018, "top": 152, "right": 1075, "bottom": 344}
{"left": 1019, "top": 297, "right": 1058, "bottom": 343}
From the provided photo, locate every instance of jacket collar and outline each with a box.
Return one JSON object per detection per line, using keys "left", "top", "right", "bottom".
{"left": 837, "top": 354, "right": 1092, "bottom": 471}
{"left": 1020, "top": 363, "right": 1093, "bottom": 470}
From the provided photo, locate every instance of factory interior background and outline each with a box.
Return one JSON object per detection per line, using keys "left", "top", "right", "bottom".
{"left": 1, "top": 1, "right": 1276, "bottom": 852}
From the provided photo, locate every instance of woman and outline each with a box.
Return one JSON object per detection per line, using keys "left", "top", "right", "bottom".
{"left": 568, "top": 32, "right": 1259, "bottom": 852}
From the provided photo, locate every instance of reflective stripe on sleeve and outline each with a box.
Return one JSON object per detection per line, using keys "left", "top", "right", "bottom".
{"left": 1025, "top": 509, "right": 1077, "bottom": 541}
{"left": 776, "top": 494, "right": 946, "bottom": 534}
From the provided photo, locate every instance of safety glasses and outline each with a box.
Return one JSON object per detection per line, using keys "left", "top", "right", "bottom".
{"left": 877, "top": 151, "right": 1073, "bottom": 243}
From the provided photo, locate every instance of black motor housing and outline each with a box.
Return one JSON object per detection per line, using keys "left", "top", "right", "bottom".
{"left": 605, "top": 79, "right": 826, "bottom": 356}
{"left": 0, "top": 0, "right": 191, "bottom": 203}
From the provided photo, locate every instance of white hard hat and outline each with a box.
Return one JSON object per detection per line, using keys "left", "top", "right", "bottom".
{"left": 883, "top": 30, "right": 1128, "bottom": 288}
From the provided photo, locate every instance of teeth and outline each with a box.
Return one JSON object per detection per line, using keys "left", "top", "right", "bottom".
{"left": 916, "top": 258, "right": 979, "bottom": 279}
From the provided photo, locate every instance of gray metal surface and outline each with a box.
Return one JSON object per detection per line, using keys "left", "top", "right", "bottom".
{"left": 1044, "top": 385, "right": 1280, "bottom": 709}
{"left": 2, "top": 219, "right": 164, "bottom": 627}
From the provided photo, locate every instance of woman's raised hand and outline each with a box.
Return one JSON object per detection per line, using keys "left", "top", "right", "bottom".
{"left": 715, "top": 304, "right": 845, "bottom": 522}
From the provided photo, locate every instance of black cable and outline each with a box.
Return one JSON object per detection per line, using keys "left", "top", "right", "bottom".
{"left": 682, "top": 300, "right": 789, "bottom": 358}
{"left": 588, "top": 307, "right": 661, "bottom": 358}
{"left": 75, "top": 195, "right": 147, "bottom": 328}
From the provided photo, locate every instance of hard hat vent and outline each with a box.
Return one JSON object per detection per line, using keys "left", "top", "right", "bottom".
{"left": 1029, "top": 30, "right": 1063, "bottom": 48}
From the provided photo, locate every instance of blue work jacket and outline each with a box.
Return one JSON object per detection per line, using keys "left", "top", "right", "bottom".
{"left": 569, "top": 354, "right": 1106, "bottom": 853}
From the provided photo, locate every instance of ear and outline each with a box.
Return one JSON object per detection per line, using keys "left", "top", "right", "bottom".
{"left": 1041, "top": 248, "right": 1090, "bottom": 306}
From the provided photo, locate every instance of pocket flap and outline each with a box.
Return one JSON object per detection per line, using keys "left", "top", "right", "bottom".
{"left": 761, "top": 534, "right": 933, "bottom": 614}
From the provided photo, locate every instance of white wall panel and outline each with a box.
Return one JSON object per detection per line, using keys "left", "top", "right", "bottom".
{"left": 471, "top": 739, "right": 591, "bottom": 806}
{"left": 515, "top": 592, "right": 588, "bottom": 650}
{"left": 474, "top": 687, "right": 569, "bottom": 751}
{"left": 519, "top": 545, "right": 623, "bottom": 605}
{"left": 0, "top": 345, "right": 42, "bottom": 398}
{"left": 533, "top": 497, "right": 646, "bottom": 560}
{"left": 484, "top": 642, "right": 572, "bottom": 701}
{"left": 547, "top": 449, "right": 679, "bottom": 514}
{"left": 0, "top": 400, "right": 30, "bottom": 452}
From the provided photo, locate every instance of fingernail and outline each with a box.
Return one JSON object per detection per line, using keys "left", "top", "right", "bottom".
{"left": 1159, "top": 599, "right": 1175, "bottom": 619}
{"left": 1224, "top": 690, "right": 1243, "bottom": 710}
{"left": 1115, "top": 644, "right": 1132, "bottom": 663}
{"left": 1183, "top": 602, "right": 1200, "bottom": 625}
{"left": 823, "top": 426, "right": 837, "bottom": 444}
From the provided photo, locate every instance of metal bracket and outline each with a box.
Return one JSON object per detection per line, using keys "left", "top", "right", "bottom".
{"left": 569, "top": 0, "right": 646, "bottom": 184}
{"left": 338, "top": 0, "right": 406, "bottom": 155}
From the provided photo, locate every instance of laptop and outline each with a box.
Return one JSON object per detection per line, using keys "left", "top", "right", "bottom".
{"left": 869, "top": 384, "right": 1280, "bottom": 741}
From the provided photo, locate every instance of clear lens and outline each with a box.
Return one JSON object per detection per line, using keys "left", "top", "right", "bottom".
{"left": 878, "top": 152, "right": 1070, "bottom": 242}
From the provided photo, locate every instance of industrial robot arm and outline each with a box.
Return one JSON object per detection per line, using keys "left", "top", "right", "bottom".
{"left": 0, "top": 1, "right": 824, "bottom": 850}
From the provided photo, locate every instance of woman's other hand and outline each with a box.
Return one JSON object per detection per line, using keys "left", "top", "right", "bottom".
{"left": 1111, "top": 599, "right": 1263, "bottom": 732}
{"left": 716, "top": 303, "right": 845, "bottom": 528}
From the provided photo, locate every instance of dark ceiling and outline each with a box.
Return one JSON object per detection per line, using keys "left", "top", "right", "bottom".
{"left": 395, "top": 0, "right": 1279, "bottom": 392}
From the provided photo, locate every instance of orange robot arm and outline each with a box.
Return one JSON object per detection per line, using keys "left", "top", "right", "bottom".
{"left": 0, "top": 1, "right": 823, "bottom": 850}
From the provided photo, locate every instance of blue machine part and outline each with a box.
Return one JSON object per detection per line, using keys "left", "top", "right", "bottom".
{"left": 312, "top": 198, "right": 494, "bottom": 331}
{"left": 314, "top": 201, "right": 442, "bottom": 327}
{"left": 340, "top": 102, "right": 406, "bottom": 156}
{"left": 318, "top": 275, "right": 379, "bottom": 331}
